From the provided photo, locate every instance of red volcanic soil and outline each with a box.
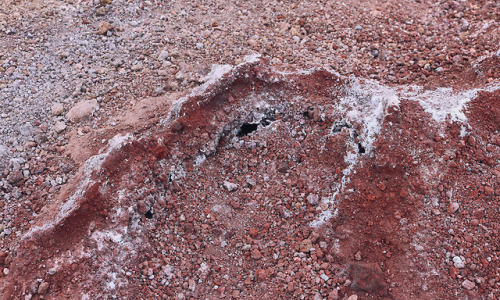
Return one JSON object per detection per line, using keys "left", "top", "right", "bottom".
{"left": 1, "top": 57, "right": 499, "bottom": 299}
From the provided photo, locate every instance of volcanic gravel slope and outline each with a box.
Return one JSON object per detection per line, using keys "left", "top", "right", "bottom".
{"left": 0, "top": 0, "right": 500, "bottom": 300}
{"left": 0, "top": 57, "right": 498, "bottom": 299}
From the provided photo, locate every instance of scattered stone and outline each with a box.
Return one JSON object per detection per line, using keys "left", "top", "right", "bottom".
{"left": 131, "top": 63, "right": 143, "bottom": 72}
{"left": 250, "top": 249, "right": 262, "bottom": 260}
{"left": 38, "top": 281, "right": 49, "bottom": 294}
{"left": 158, "top": 50, "right": 169, "bottom": 61}
{"left": 157, "top": 69, "right": 168, "bottom": 76}
{"left": 97, "top": 21, "right": 112, "bottom": 35}
{"left": 307, "top": 193, "right": 319, "bottom": 206}
{"left": 223, "top": 181, "right": 238, "bottom": 192}
{"left": 453, "top": 256, "right": 465, "bottom": 269}
{"left": 462, "top": 279, "right": 475, "bottom": 290}
{"left": 329, "top": 290, "right": 339, "bottom": 300}
{"left": 54, "top": 121, "right": 66, "bottom": 134}
{"left": 137, "top": 200, "right": 148, "bottom": 214}
{"left": 354, "top": 251, "right": 362, "bottom": 261}
{"left": 100, "top": 0, "right": 112, "bottom": 6}
{"left": 248, "top": 228, "right": 258, "bottom": 238}
{"left": 299, "top": 239, "right": 312, "bottom": 253}
{"left": 66, "top": 100, "right": 99, "bottom": 123}
{"left": 447, "top": 202, "right": 459, "bottom": 214}
{"left": 96, "top": 7, "right": 106, "bottom": 16}
{"left": 7, "top": 171, "right": 23, "bottom": 184}
{"left": 51, "top": 103, "right": 64, "bottom": 116}
{"left": 255, "top": 269, "right": 266, "bottom": 281}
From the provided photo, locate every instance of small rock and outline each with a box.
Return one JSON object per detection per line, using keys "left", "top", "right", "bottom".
{"left": 251, "top": 249, "right": 262, "bottom": 260}
{"left": 97, "top": 21, "right": 112, "bottom": 35}
{"left": 7, "top": 171, "right": 23, "bottom": 184}
{"left": 462, "top": 279, "right": 475, "bottom": 290}
{"left": 453, "top": 256, "right": 465, "bottom": 269}
{"left": 299, "top": 239, "right": 312, "bottom": 253}
{"left": 447, "top": 202, "right": 459, "bottom": 213}
{"left": 255, "top": 269, "right": 266, "bottom": 281}
{"left": 169, "top": 80, "right": 179, "bottom": 91}
{"left": 96, "top": 7, "right": 106, "bottom": 16}
{"left": 3, "top": 268, "right": 9, "bottom": 275}
{"left": 51, "top": 103, "right": 64, "bottom": 116}
{"left": 175, "top": 71, "right": 185, "bottom": 82}
{"left": 131, "top": 63, "right": 143, "bottom": 72}
{"left": 195, "top": 42, "right": 204, "bottom": 50}
{"left": 66, "top": 99, "right": 99, "bottom": 123}
{"left": 484, "top": 186, "right": 494, "bottom": 195}
{"left": 100, "top": 0, "right": 112, "bottom": 6}
{"left": 449, "top": 266, "right": 459, "bottom": 279}
{"left": 249, "top": 228, "right": 258, "bottom": 238}
{"left": 223, "top": 181, "right": 238, "bottom": 192}
{"left": 354, "top": 251, "right": 362, "bottom": 261}
{"left": 54, "top": 121, "right": 66, "bottom": 134}
{"left": 137, "top": 200, "right": 148, "bottom": 214}
{"left": 348, "top": 295, "right": 358, "bottom": 300}
{"left": 158, "top": 50, "right": 170, "bottom": 61}
{"left": 154, "top": 87, "right": 164, "bottom": 95}
{"left": 157, "top": 69, "right": 168, "bottom": 76}
{"left": 38, "top": 282, "right": 49, "bottom": 294}
{"left": 307, "top": 193, "right": 319, "bottom": 206}
{"left": 329, "top": 290, "right": 339, "bottom": 300}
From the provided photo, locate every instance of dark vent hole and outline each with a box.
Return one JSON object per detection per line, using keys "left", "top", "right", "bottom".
{"left": 357, "top": 143, "right": 366, "bottom": 154}
{"left": 237, "top": 123, "right": 259, "bottom": 137}
{"left": 145, "top": 209, "right": 154, "bottom": 219}
{"left": 302, "top": 107, "right": 313, "bottom": 119}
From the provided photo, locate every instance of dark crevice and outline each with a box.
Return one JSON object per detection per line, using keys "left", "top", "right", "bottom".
{"left": 237, "top": 110, "right": 276, "bottom": 137}
{"left": 145, "top": 209, "right": 154, "bottom": 219}
{"left": 237, "top": 123, "right": 259, "bottom": 137}
{"left": 358, "top": 143, "right": 366, "bottom": 154}
{"left": 302, "top": 107, "right": 314, "bottom": 119}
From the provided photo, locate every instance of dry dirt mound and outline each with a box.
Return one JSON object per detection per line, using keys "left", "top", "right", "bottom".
{"left": 0, "top": 57, "right": 499, "bottom": 299}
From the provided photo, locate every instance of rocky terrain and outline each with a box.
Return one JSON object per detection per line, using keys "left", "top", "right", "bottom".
{"left": 0, "top": 0, "right": 499, "bottom": 299}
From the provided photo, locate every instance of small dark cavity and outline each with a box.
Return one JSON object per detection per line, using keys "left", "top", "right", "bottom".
{"left": 332, "top": 121, "right": 352, "bottom": 133}
{"left": 302, "top": 107, "right": 314, "bottom": 119}
{"left": 237, "top": 123, "right": 259, "bottom": 137}
{"left": 237, "top": 110, "right": 276, "bottom": 137}
{"left": 357, "top": 143, "right": 366, "bottom": 154}
{"left": 145, "top": 209, "right": 154, "bottom": 219}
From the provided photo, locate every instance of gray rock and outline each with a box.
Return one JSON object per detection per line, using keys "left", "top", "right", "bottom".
{"left": 307, "top": 193, "right": 319, "bottom": 206}
{"left": 158, "top": 50, "right": 170, "bottom": 61}
{"left": 131, "top": 63, "right": 143, "bottom": 71}
{"left": 453, "top": 256, "right": 465, "bottom": 269}
{"left": 19, "top": 122, "right": 33, "bottom": 136}
{"left": 66, "top": 99, "right": 99, "bottom": 123}
{"left": 51, "top": 103, "right": 64, "bottom": 116}
{"left": 223, "top": 181, "right": 238, "bottom": 192}
{"left": 461, "top": 279, "right": 475, "bottom": 290}
{"left": 54, "top": 121, "right": 67, "bottom": 133}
